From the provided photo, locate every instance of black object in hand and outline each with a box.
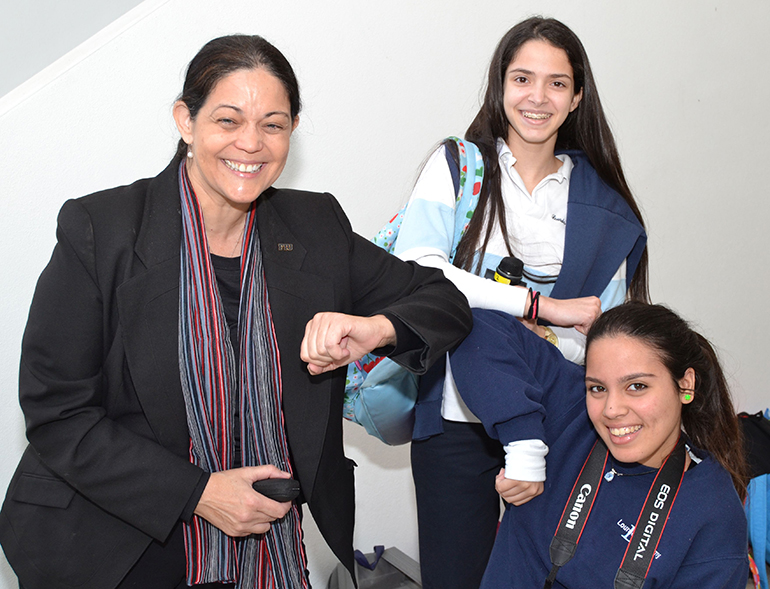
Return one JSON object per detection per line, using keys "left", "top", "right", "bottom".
{"left": 252, "top": 478, "right": 300, "bottom": 502}
{"left": 484, "top": 255, "right": 525, "bottom": 286}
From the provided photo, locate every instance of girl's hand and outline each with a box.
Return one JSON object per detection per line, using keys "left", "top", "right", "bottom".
{"left": 537, "top": 295, "right": 601, "bottom": 334}
{"left": 495, "top": 468, "right": 544, "bottom": 506}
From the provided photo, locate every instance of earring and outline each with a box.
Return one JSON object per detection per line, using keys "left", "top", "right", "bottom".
{"left": 681, "top": 389, "right": 694, "bottom": 402}
{"left": 187, "top": 145, "right": 193, "bottom": 158}
{"left": 683, "top": 393, "right": 693, "bottom": 402}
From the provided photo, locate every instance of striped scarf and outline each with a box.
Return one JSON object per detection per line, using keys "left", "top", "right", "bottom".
{"left": 177, "top": 162, "right": 308, "bottom": 588}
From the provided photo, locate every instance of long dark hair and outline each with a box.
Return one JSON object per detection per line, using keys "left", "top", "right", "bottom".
{"left": 456, "top": 17, "right": 649, "bottom": 302}
{"left": 586, "top": 302, "right": 748, "bottom": 500}
{"left": 174, "top": 35, "right": 301, "bottom": 158}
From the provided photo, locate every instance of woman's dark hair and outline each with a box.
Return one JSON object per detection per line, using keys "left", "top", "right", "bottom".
{"left": 174, "top": 35, "right": 301, "bottom": 158}
{"left": 456, "top": 16, "right": 649, "bottom": 302}
{"left": 586, "top": 302, "right": 748, "bottom": 500}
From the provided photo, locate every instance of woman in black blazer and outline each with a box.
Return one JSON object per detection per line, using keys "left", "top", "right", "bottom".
{"left": 0, "top": 35, "right": 471, "bottom": 589}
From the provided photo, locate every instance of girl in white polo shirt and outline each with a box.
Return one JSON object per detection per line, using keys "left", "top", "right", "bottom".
{"left": 399, "top": 16, "right": 650, "bottom": 589}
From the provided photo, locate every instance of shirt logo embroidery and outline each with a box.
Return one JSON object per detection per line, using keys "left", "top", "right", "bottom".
{"left": 551, "top": 214, "right": 566, "bottom": 225}
{"left": 617, "top": 519, "right": 661, "bottom": 559}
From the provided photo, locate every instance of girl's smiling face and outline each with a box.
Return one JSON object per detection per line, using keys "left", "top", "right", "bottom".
{"left": 503, "top": 39, "right": 582, "bottom": 153}
{"left": 585, "top": 335, "right": 695, "bottom": 468}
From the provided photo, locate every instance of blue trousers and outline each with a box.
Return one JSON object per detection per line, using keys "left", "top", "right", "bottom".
{"left": 411, "top": 420, "right": 504, "bottom": 589}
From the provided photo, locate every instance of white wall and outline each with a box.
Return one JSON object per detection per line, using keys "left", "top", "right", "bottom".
{"left": 0, "top": 0, "right": 144, "bottom": 98}
{"left": 0, "top": 0, "right": 768, "bottom": 586}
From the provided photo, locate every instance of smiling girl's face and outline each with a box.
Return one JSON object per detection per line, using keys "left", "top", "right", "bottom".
{"left": 503, "top": 39, "right": 582, "bottom": 153}
{"left": 584, "top": 335, "right": 695, "bottom": 468}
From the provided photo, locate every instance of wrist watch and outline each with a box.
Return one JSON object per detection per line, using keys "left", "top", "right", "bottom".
{"left": 542, "top": 326, "right": 559, "bottom": 346}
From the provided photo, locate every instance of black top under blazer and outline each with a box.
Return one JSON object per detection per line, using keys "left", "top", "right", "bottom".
{"left": 0, "top": 157, "right": 472, "bottom": 589}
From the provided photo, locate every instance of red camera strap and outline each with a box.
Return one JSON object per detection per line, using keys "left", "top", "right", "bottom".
{"left": 543, "top": 436, "right": 686, "bottom": 589}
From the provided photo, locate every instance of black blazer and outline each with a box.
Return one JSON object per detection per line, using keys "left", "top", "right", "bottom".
{"left": 0, "top": 158, "right": 472, "bottom": 589}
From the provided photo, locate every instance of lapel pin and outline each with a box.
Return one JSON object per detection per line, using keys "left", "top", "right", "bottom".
{"left": 277, "top": 243, "right": 294, "bottom": 251}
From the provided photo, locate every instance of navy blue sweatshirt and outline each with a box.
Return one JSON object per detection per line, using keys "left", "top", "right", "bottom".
{"left": 451, "top": 309, "right": 749, "bottom": 589}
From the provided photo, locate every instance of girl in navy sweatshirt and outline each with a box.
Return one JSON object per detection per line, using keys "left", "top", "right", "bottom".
{"left": 451, "top": 303, "right": 749, "bottom": 589}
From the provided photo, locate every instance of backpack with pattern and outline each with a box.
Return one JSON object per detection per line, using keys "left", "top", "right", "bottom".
{"left": 343, "top": 137, "right": 484, "bottom": 444}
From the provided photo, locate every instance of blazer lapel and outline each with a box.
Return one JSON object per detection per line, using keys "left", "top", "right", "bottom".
{"left": 257, "top": 190, "right": 335, "bottom": 502}
{"left": 117, "top": 161, "right": 189, "bottom": 455}
{"left": 257, "top": 188, "right": 307, "bottom": 272}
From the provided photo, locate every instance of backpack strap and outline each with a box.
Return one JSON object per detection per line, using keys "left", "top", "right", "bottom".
{"left": 445, "top": 137, "right": 483, "bottom": 263}
{"left": 443, "top": 140, "right": 462, "bottom": 196}
{"left": 372, "top": 137, "right": 484, "bottom": 258}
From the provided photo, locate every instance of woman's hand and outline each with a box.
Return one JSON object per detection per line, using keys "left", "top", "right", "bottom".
{"left": 194, "top": 465, "right": 293, "bottom": 536}
{"left": 495, "top": 468, "right": 544, "bottom": 506}
{"left": 301, "top": 313, "right": 396, "bottom": 375}
{"left": 537, "top": 295, "right": 601, "bottom": 334}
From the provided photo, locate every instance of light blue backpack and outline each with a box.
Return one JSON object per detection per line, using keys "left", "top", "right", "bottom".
{"left": 343, "top": 137, "right": 484, "bottom": 444}
{"left": 748, "top": 474, "right": 768, "bottom": 588}
{"left": 746, "top": 408, "right": 770, "bottom": 588}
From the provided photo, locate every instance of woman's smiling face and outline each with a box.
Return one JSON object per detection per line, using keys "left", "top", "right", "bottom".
{"left": 173, "top": 67, "right": 297, "bottom": 212}
{"left": 503, "top": 39, "right": 582, "bottom": 152}
{"left": 585, "top": 335, "right": 695, "bottom": 468}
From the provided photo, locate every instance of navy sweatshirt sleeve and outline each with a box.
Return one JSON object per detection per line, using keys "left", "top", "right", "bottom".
{"left": 450, "top": 308, "right": 586, "bottom": 447}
